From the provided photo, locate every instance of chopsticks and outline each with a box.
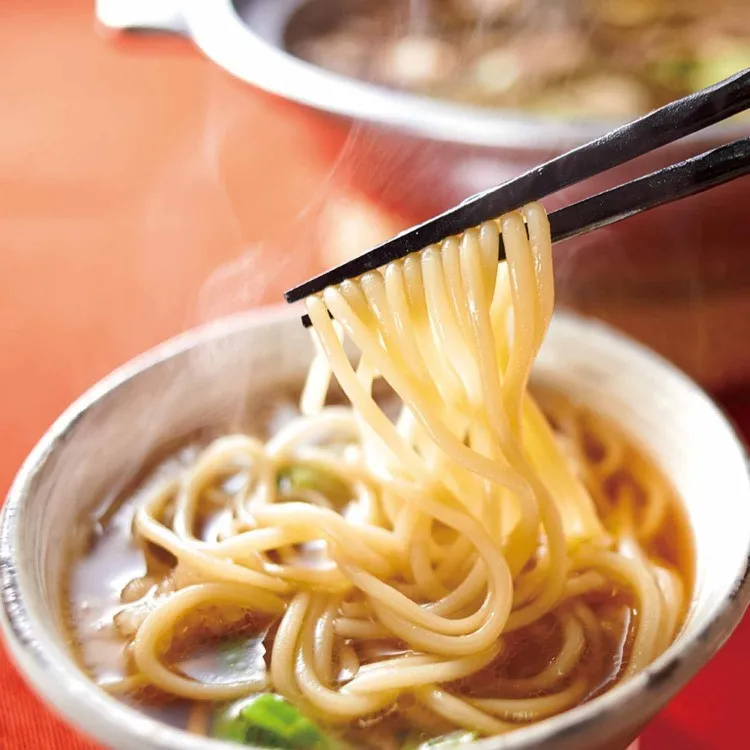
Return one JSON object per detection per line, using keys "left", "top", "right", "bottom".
{"left": 286, "top": 68, "right": 750, "bottom": 318}
{"left": 550, "top": 136, "right": 750, "bottom": 244}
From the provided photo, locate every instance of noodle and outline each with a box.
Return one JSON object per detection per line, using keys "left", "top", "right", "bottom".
{"left": 78, "top": 202, "right": 690, "bottom": 744}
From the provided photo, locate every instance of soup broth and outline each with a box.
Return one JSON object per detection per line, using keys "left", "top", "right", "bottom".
{"left": 63, "top": 203, "right": 694, "bottom": 749}
{"left": 65, "top": 388, "right": 693, "bottom": 749}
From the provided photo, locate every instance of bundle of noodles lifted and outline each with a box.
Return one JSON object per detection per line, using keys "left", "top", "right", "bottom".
{"left": 68, "top": 203, "right": 693, "bottom": 749}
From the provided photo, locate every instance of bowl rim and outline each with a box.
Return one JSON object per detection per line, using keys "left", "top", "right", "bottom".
{"left": 175, "top": 0, "right": 749, "bottom": 152}
{"left": 2, "top": 304, "right": 750, "bottom": 750}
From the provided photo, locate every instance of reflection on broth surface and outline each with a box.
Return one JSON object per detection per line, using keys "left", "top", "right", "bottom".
{"left": 66, "top": 388, "right": 693, "bottom": 748}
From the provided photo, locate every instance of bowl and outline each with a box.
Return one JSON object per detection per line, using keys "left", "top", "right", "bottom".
{"left": 97, "top": 0, "right": 750, "bottom": 390}
{"left": 2, "top": 306, "right": 750, "bottom": 750}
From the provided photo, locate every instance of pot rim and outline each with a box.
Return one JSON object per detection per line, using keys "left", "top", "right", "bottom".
{"left": 176, "top": 0, "right": 749, "bottom": 152}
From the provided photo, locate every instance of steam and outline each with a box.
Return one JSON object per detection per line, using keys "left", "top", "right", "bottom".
{"left": 103, "top": 0, "right": 719, "bottom": 453}
{"left": 192, "top": 95, "right": 373, "bottom": 326}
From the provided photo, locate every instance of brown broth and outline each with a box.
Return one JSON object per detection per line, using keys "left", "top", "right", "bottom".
{"left": 64, "top": 389, "right": 694, "bottom": 747}
{"left": 285, "top": 0, "right": 750, "bottom": 120}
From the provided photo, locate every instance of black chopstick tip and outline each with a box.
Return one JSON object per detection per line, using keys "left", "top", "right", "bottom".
{"left": 285, "top": 286, "right": 311, "bottom": 304}
{"left": 300, "top": 309, "right": 334, "bottom": 328}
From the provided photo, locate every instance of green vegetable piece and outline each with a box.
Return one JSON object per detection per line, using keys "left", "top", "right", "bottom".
{"left": 418, "top": 732, "right": 477, "bottom": 749}
{"left": 650, "top": 57, "right": 695, "bottom": 89}
{"left": 240, "top": 694, "right": 324, "bottom": 748}
{"left": 212, "top": 694, "right": 337, "bottom": 749}
{"left": 213, "top": 705, "right": 252, "bottom": 744}
{"left": 691, "top": 42, "right": 750, "bottom": 93}
{"left": 278, "top": 465, "right": 350, "bottom": 505}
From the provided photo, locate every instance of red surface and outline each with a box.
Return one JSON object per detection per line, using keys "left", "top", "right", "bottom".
{"left": 1, "top": 3, "right": 749, "bottom": 748}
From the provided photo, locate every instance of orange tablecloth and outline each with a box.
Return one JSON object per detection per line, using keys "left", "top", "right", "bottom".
{"left": 2, "top": 3, "right": 750, "bottom": 748}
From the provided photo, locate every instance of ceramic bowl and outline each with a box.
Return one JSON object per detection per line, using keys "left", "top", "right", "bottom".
{"left": 2, "top": 306, "right": 749, "bottom": 750}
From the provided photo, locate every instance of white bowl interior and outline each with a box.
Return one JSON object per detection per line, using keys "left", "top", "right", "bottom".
{"left": 2, "top": 308, "right": 750, "bottom": 750}
{"left": 533, "top": 319, "right": 750, "bottom": 641}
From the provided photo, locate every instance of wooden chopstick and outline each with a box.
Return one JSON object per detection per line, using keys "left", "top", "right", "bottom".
{"left": 286, "top": 68, "right": 750, "bottom": 305}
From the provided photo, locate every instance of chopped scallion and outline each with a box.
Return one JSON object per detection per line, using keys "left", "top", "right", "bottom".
{"left": 277, "top": 465, "right": 350, "bottom": 505}
{"left": 212, "top": 694, "right": 338, "bottom": 749}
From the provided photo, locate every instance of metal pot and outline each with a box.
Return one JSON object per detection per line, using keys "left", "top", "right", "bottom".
{"left": 98, "top": 0, "right": 750, "bottom": 390}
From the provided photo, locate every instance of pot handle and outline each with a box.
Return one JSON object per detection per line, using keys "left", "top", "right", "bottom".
{"left": 96, "top": 0, "right": 185, "bottom": 33}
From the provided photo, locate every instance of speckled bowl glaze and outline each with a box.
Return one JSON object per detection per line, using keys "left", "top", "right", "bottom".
{"left": 2, "top": 306, "right": 749, "bottom": 750}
